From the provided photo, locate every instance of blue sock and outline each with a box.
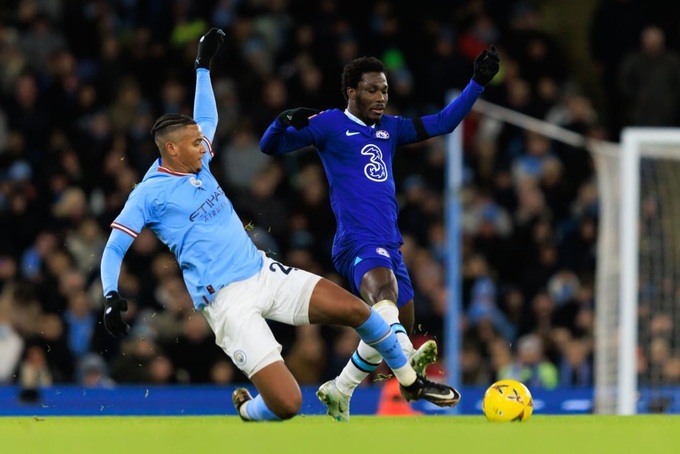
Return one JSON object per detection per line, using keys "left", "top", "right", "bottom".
{"left": 391, "top": 323, "right": 407, "bottom": 336}
{"left": 355, "top": 309, "right": 407, "bottom": 369}
{"left": 350, "top": 350, "right": 380, "bottom": 373}
{"left": 244, "top": 394, "right": 282, "bottom": 421}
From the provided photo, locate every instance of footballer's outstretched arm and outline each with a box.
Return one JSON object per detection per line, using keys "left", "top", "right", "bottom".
{"left": 416, "top": 79, "right": 484, "bottom": 139}
{"left": 415, "top": 45, "right": 499, "bottom": 140}
{"left": 100, "top": 228, "right": 135, "bottom": 338}
{"left": 259, "top": 115, "right": 316, "bottom": 156}
{"left": 194, "top": 68, "right": 218, "bottom": 145}
{"left": 100, "top": 228, "right": 135, "bottom": 296}
{"left": 193, "top": 28, "right": 224, "bottom": 150}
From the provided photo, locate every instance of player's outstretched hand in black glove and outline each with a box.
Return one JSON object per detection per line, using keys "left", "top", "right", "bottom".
{"left": 278, "top": 107, "right": 320, "bottom": 130}
{"left": 195, "top": 28, "right": 226, "bottom": 70}
{"left": 103, "top": 291, "right": 130, "bottom": 338}
{"left": 472, "top": 45, "right": 500, "bottom": 86}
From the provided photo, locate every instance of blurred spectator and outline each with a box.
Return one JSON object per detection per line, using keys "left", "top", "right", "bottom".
{"left": 499, "top": 333, "right": 558, "bottom": 389}
{"left": 558, "top": 337, "right": 593, "bottom": 387}
{"left": 0, "top": 303, "right": 23, "bottom": 383}
{"left": 77, "top": 353, "right": 115, "bottom": 388}
{"left": 465, "top": 254, "right": 516, "bottom": 342}
{"left": 285, "top": 325, "right": 327, "bottom": 385}
{"left": 63, "top": 292, "right": 96, "bottom": 360}
{"left": 18, "top": 343, "right": 53, "bottom": 390}
{"left": 109, "top": 324, "right": 159, "bottom": 383}
{"left": 210, "top": 358, "right": 237, "bottom": 385}
{"left": 159, "top": 314, "right": 224, "bottom": 384}
{"left": 618, "top": 25, "right": 680, "bottom": 128}
{"left": 39, "top": 312, "right": 75, "bottom": 382}
{"left": 589, "top": 0, "right": 648, "bottom": 137}
{"left": 221, "top": 118, "right": 272, "bottom": 194}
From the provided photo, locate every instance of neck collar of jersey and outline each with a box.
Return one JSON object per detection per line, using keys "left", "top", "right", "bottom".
{"left": 344, "top": 109, "right": 376, "bottom": 128}
{"left": 158, "top": 166, "right": 192, "bottom": 176}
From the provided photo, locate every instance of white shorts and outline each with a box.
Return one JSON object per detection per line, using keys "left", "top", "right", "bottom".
{"left": 201, "top": 252, "right": 321, "bottom": 378}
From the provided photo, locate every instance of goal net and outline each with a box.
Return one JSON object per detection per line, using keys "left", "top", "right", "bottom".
{"left": 465, "top": 98, "right": 680, "bottom": 414}
{"left": 592, "top": 128, "right": 680, "bottom": 414}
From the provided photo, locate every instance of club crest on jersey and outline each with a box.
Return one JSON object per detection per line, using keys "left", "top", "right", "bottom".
{"left": 375, "top": 130, "right": 390, "bottom": 139}
{"left": 190, "top": 177, "right": 203, "bottom": 188}
{"left": 376, "top": 247, "right": 390, "bottom": 258}
{"left": 234, "top": 350, "right": 247, "bottom": 366}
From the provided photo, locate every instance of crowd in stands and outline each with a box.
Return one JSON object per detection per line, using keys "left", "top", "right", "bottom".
{"left": 1, "top": 0, "right": 679, "bottom": 395}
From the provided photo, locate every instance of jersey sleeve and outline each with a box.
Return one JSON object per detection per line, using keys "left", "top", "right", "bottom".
{"left": 259, "top": 117, "right": 316, "bottom": 156}
{"left": 194, "top": 68, "right": 218, "bottom": 162}
{"left": 100, "top": 185, "right": 151, "bottom": 295}
{"left": 100, "top": 229, "right": 135, "bottom": 295}
{"left": 419, "top": 79, "right": 484, "bottom": 138}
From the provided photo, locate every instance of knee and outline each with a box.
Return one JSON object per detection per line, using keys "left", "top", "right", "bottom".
{"left": 272, "top": 391, "right": 302, "bottom": 420}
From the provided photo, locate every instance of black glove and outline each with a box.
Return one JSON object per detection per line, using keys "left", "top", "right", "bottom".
{"left": 472, "top": 45, "right": 500, "bottom": 86}
{"left": 278, "top": 107, "right": 320, "bottom": 130}
{"left": 103, "top": 291, "right": 130, "bottom": 338}
{"left": 195, "top": 28, "right": 226, "bottom": 70}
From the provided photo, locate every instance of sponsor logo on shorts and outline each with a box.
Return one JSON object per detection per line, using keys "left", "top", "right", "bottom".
{"left": 376, "top": 247, "right": 390, "bottom": 258}
{"left": 234, "top": 350, "right": 247, "bottom": 366}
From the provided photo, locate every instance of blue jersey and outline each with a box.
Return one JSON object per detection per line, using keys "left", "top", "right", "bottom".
{"left": 260, "top": 79, "right": 484, "bottom": 258}
{"left": 101, "top": 69, "right": 263, "bottom": 310}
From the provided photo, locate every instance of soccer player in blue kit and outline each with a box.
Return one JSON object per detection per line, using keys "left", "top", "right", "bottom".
{"left": 260, "top": 47, "right": 500, "bottom": 421}
{"left": 99, "top": 28, "right": 461, "bottom": 422}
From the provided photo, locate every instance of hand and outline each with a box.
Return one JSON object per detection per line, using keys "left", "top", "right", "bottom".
{"left": 103, "top": 291, "right": 130, "bottom": 338}
{"left": 472, "top": 45, "right": 500, "bottom": 86}
{"left": 195, "top": 28, "right": 226, "bottom": 70}
{"left": 278, "top": 107, "right": 320, "bottom": 130}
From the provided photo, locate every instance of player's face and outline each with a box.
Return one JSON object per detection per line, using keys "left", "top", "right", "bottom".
{"left": 173, "top": 124, "right": 206, "bottom": 173}
{"left": 350, "top": 72, "right": 388, "bottom": 125}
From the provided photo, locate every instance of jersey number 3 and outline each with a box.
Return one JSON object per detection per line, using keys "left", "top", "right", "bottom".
{"left": 361, "top": 144, "right": 388, "bottom": 182}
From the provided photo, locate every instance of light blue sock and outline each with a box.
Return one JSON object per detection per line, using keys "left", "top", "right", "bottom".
{"left": 355, "top": 309, "right": 407, "bottom": 369}
{"left": 244, "top": 394, "right": 282, "bottom": 421}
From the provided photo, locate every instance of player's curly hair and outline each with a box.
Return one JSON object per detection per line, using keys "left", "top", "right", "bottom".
{"left": 340, "top": 56, "right": 385, "bottom": 102}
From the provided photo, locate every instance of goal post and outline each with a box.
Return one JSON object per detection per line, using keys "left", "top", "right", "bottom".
{"left": 593, "top": 128, "right": 680, "bottom": 414}
{"left": 451, "top": 96, "right": 680, "bottom": 415}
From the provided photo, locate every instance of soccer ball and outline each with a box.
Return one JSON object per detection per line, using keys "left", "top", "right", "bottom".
{"left": 482, "top": 379, "right": 533, "bottom": 422}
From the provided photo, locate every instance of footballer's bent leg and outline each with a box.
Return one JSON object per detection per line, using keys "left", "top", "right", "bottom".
{"left": 236, "top": 360, "right": 302, "bottom": 421}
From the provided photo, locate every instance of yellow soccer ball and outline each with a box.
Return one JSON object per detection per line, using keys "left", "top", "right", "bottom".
{"left": 482, "top": 379, "right": 533, "bottom": 422}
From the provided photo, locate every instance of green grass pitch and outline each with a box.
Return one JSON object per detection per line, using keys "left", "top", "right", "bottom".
{"left": 2, "top": 415, "right": 680, "bottom": 454}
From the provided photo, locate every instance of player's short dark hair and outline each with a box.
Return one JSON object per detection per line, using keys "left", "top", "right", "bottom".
{"left": 341, "top": 56, "right": 385, "bottom": 101}
{"left": 151, "top": 114, "right": 196, "bottom": 137}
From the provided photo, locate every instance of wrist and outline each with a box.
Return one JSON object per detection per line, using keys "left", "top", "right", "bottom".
{"left": 195, "top": 59, "right": 209, "bottom": 70}
{"left": 105, "top": 291, "right": 120, "bottom": 303}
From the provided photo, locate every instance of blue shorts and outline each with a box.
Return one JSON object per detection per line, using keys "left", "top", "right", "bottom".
{"left": 332, "top": 244, "right": 414, "bottom": 308}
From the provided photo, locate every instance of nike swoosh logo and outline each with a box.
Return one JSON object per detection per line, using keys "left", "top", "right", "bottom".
{"left": 440, "top": 390, "right": 456, "bottom": 399}
{"left": 345, "top": 130, "right": 360, "bottom": 136}
{"left": 287, "top": 115, "right": 293, "bottom": 120}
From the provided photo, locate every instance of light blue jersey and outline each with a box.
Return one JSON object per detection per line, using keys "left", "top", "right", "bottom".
{"left": 100, "top": 69, "right": 263, "bottom": 310}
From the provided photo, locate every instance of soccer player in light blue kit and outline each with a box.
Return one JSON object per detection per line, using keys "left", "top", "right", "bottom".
{"left": 260, "top": 48, "right": 500, "bottom": 420}
{"left": 99, "top": 28, "right": 460, "bottom": 422}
